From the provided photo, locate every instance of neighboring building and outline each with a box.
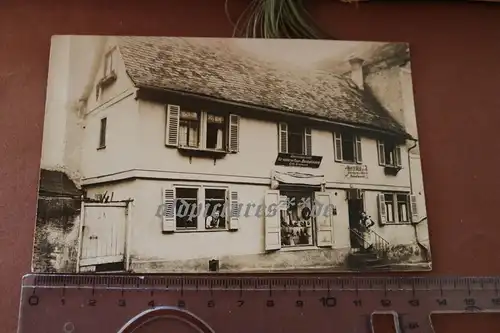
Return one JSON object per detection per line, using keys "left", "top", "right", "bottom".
{"left": 35, "top": 36, "right": 431, "bottom": 273}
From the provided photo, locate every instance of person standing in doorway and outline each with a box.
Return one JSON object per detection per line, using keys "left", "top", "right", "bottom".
{"left": 360, "top": 211, "right": 375, "bottom": 250}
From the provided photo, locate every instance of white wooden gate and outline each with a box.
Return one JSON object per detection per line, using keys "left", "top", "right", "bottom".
{"left": 79, "top": 202, "right": 128, "bottom": 268}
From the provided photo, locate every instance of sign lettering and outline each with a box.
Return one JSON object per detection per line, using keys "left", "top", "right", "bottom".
{"left": 275, "top": 153, "right": 322, "bottom": 168}
{"left": 344, "top": 165, "right": 368, "bottom": 178}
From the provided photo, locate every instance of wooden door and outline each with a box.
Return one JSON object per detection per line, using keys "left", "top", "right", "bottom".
{"left": 80, "top": 202, "right": 127, "bottom": 267}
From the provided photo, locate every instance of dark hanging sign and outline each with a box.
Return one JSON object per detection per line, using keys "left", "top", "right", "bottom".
{"left": 274, "top": 153, "right": 323, "bottom": 168}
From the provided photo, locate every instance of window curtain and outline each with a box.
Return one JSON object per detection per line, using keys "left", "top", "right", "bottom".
{"left": 216, "top": 128, "right": 223, "bottom": 150}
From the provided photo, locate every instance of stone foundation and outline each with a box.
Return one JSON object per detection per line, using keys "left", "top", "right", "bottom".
{"left": 130, "top": 247, "right": 352, "bottom": 273}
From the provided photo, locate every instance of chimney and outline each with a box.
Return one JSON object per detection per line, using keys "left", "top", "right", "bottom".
{"left": 348, "top": 57, "right": 364, "bottom": 90}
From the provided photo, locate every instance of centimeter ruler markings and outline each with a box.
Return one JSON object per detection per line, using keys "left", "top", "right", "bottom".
{"left": 18, "top": 275, "right": 500, "bottom": 333}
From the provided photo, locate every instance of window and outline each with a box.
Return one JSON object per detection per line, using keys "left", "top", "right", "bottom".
{"left": 378, "top": 140, "right": 402, "bottom": 167}
{"left": 279, "top": 191, "right": 314, "bottom": 247}
{"left": 204, "top": 189, "right": 227, "bottom": 230}
{"left": 175, "top": 188, "right": 198, "bottom": 230}
{"left": 104, "top": 48, "right": 116, "bottom": 78}
{"left": 98, "top": 117, "right": 107, "bottom": 149}
{"left": 382, "top": 193, "right": 409, "bottom": 223}
{"left": 179, "top": 110, "right": 200, "bottom": 147}
{"left": 165, "top": 105, "right": 239, "bottom": 153}
{"left": 334, "top": 132, "right": 362, "bottom": 163}
{"left": 162, "top": 186, "right": 236, "bottom": 232}
{"left": 278, "top": 123, "right": 312, "bottom": 155}
{"left": 288, "top": 124, "right": 305, "bottom": 155}
{"left": 206, "top": 113, "right": 225, "bottom": 150}
{"left": 397, "top": 194, "right": 409, "bottom": 222}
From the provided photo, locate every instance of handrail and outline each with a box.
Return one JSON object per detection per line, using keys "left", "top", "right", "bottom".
{"left": 349, "top": 227, "right": 390, "bottom": 256}
{"left": 368, "top": 228, "right": 390, "bottom": 254}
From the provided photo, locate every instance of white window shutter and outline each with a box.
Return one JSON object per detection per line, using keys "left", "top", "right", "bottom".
{"left": 229, "top": 190, "right": 239, "bottom": 230}
{"left": 378, "top": 193, "right": 387, "bottom": 225}
{"left": 228, "top": 114, "right": 240, "bottom": 153}
{"left": 355, "top": 136, "right": 362, "bottom": 163}
{"left": 395, "top": 145, "right": 402, "bottom": 167}
{"left": 278, "top": 123, "right": 288, "bottom": 153}
{"left": 304, "top": 128, "right": 312, "bottom": 155}
{"left": 410, "top": 194, "right": 419, "bottom": 222}
{"left": 162, "top": 187, "right": 175, "bottom": 232}
{"left": 377, "top": 141, "right": 386, "bottom": 166}
{"left": 264, "top": 190, "right": 282, "bottom": 251}
{"left": 165, "top": 104, "right": 180, "bottom": 146}
{"left": 314, "top": 192, "right": 334, "bottom": 247}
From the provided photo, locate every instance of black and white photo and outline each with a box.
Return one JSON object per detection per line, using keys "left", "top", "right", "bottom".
{"left": 33, "top": 36, "right": 431, "bottom": 273}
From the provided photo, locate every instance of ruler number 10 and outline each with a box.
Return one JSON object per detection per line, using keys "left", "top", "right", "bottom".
{"left": 319, "top": 297, "right": 337, "bottom": 307}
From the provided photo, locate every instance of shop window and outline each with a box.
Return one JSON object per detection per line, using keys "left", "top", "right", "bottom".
{"left": 279, "top": 191, "right": 314, "bottom": 247}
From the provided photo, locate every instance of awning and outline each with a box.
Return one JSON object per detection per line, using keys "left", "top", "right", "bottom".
{"left": 272, "top": 170, "right": 325, "bottom": 187}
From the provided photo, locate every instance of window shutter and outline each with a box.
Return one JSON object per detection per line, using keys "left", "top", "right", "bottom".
{"left": 334, "top": 132, "right": 343, "bottom": 162}
{"left": 229, "top": 190, "right": 239, "bottom": 230}
{"left": 264, "top": 190, "right": 282, "bottom": 251}
{"left": 410, "top": 195, "right": 419, "bottom": 222}
{"left": 395, "top": 145, "right": 402, "bottom": 167}
{"left": 278, "top": 123, "right": 288, "bottom": 153}
{"left": 228, "top": 114, "right": 240, "bottom": 153}
{"left": 377, "top": 141, "right": 386, "bottom": 166}
{"left": 304, "top": 127, "right": 312, "bottom": 155}
{"left": 162, "top": 187, "right": 175, "bottom": 232}
{"left": 165, "top": 105, "right": 181, "bottom": 146}
{"left": 355, "top": 136, "right": 362, "bottom": 163}
{"left": 377, "top": 193, "right": 387, "bottom": 224}
{"left": 314, "top": 192, "right": 334, "bottom": 247}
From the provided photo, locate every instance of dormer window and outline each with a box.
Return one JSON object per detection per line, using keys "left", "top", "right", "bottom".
{"left": 278, "top": 122, "right": 312, "bottom": 156}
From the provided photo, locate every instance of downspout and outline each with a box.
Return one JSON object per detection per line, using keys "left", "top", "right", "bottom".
{"left": 407, "top": 138, "right": 417, "bottom": 195}
{"left": 407, "top": 138, "right": 430, "bottom": 261}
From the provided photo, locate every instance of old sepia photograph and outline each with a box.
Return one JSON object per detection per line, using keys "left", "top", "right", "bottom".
{"left": 33, "top": 35, "right": 431, "bottom": 273}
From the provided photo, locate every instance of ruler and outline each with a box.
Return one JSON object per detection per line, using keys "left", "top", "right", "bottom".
{"left": 17, "top": 275, "right": 500, "bottom": 333}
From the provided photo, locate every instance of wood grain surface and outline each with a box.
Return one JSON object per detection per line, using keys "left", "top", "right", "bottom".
{"left": 1, "top": 1, "right": 500, "bottom": 332}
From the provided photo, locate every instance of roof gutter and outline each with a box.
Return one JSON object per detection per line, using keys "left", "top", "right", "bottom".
{"left": 136, "top": 84, "right": 413, "bottom": 140}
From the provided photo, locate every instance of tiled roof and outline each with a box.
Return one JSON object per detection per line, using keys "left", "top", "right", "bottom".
{"left": 117, "top": 37, "right": 408, "bottom": 136}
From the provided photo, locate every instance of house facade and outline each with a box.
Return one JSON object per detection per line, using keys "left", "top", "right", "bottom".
{"left": 39, "top": 36, "right": 431, "bottom": 273}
